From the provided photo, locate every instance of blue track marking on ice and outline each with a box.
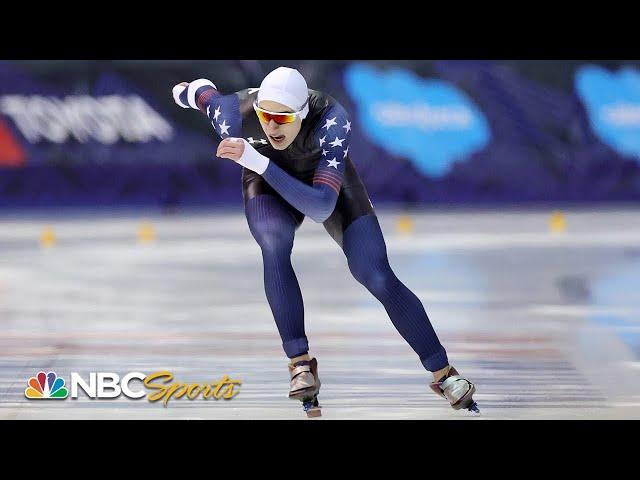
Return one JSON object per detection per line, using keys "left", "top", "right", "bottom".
{"left": 589, "top": 257, "right": 640, "bottom": 359}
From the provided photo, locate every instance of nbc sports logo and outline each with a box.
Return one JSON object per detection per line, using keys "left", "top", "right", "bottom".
{"left": 22, "top": 370, "right": 241, "bottom": 405}
{"left": 25, "top": 371, "right": 69, "bottom": 399}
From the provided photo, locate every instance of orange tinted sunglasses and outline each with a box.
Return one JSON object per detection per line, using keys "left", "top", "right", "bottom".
{"left": 255, "top": 108, "right": 297, "bottom": 124}
{"left": 253, "top": 100, "right": 308, "bottom": 125}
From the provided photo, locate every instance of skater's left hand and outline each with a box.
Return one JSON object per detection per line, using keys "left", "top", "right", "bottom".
{"left": 217, "top": 138, "right": 245, "bottom": 161}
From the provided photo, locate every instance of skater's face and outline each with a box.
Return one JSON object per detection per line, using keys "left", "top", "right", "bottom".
{"left": 256, "top": 100, "right": 302, "bottom": 150}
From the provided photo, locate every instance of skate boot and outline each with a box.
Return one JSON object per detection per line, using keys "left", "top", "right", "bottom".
{"left": 288, "top": 357, "right": 322, "bottom": 418}
{"left": 429, "top": 366, "right": 480, "bottom": 414}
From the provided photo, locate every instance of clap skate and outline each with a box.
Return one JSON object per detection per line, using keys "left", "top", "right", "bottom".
{"left": 429, "top": 366, "right": 480, "bottom": 414}
{"left": 288, "top": 357, "right": 322, "bottom": 418}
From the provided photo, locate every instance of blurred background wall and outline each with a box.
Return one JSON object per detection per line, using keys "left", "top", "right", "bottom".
{"left": 1, "top": 59, "right": 639, "bottom": 211}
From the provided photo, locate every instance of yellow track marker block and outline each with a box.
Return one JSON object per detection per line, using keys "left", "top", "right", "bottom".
{"left": 40, "top": 226, "right": 56, "bottom": 248}
{"left": 549, "top": 211, "right": 567, "bottom": 233}
{"left": 396, "top": 214, "right": 414, "bottom": 235}
{"left": 138, "top": 222, "right": 156, "bottom": 244}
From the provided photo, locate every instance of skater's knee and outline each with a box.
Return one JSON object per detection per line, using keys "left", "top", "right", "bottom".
{"left": 348, "top": 258, "right": 396, "bottom": 296}
{"left": 363, "top": 270, "right": 395, "bottom": 297}
{"left": 251, "top": 222, "right": 294, "bottom": 255}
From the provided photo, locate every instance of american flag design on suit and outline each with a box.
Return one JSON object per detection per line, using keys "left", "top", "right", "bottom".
{"left": 175, "top": 79, "right": 243, "bottom": 139}
{"left": 311, "top": 104, "right": 351, "bottom": 195}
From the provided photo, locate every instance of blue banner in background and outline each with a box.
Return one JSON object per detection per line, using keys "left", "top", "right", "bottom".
{"left": 0, "top": 60, "right": 639, "bottom": 209}
{"left": 575, "top": 65, "right": 640, "bottom": 161}
{"left": 0, "top": 62, "right": 217, "bottom": 167}
{"left": 344, "top": 63, "right": 490, "bottom": 178}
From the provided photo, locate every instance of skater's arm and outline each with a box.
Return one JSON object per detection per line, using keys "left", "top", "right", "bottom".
{"left": 262, "top": 161, "right": 343, "bottom": 223}
{"left": 304, "top": 102, "right": 351, "bottom": 213}
{"left": 216, "top": 103, "right": 351, "bottom": 223}
{"left": 217, "top": 138, "right": 341, "bottom": 223}
{"left": 172, "top": 80, "right": 242, "bottom": 138}
{"left": 172, "top": 79, "right": 217, "bottom": 112}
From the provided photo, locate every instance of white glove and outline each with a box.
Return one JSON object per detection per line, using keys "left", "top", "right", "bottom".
{"left": 172, "top": 79, "right": 217, "bottom": 109}
{"left": 229, "top": 138, "right": 270, "bottom": 174}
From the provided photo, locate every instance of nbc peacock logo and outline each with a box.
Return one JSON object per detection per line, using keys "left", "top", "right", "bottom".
{"left": 25, "top": 371, "right": 69, "bottom": 399}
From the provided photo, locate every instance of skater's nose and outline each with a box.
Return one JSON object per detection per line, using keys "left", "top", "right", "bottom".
{"left": 268, "top": 119, "right": 279, "bottom": 131}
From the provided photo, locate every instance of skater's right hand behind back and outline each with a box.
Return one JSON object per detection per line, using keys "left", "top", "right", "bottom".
{"left": 172, "top": 79, "right": 218, "bottom": 110}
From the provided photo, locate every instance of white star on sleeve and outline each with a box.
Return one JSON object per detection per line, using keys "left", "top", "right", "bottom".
{"left": 343, "top": 120, "right": 351, "bottom": 133}
{"left": 247, "top": 137, "right": 256, "bottom": 144}
{"left": 259, "top": 139, "right": 267, "bottom": 144}
{"left": 343, "top": 146, "right": 349, "bottom": 158}
{"left": 323, "top": 117, "right": 337, "bottom": 130}
{"left": 329, "top": 137, "right": 345, "bottom": 148}
{"left": 326, "top": 157, "right": 341, "bottom": 169}
{"left": 213, "top": 106, "right": 222, "bottom": 121}
{"left": 219, "top": 120, "right": 230, "bottom": 136}
{"left": 319, "top": 135, "right": 326, "bottom": 147}
{"left": 322, "top": 149, "right": 328, "bottom": 156}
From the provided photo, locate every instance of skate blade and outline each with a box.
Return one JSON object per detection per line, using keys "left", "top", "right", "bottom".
{"left": 466, "top": 402, "right": 481, "bottom": 416}
{"left": 306, "top": 407, "right": 322, "bottom": 418}
{"left": 302, "top": 396, "right": 322, "bottom": 418}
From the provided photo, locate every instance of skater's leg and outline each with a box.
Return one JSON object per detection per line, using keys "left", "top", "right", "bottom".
{"left": 243, "top": 173, "right": 322, "bottom": 416}
{"left": 320, "top": 170, "right": 478, "bottom": 412}
{"left": 341, "top": 213, "right": 449, "bottom": 373}
{"left": 245, "top": 194, "right": 309, "bottom": 358}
